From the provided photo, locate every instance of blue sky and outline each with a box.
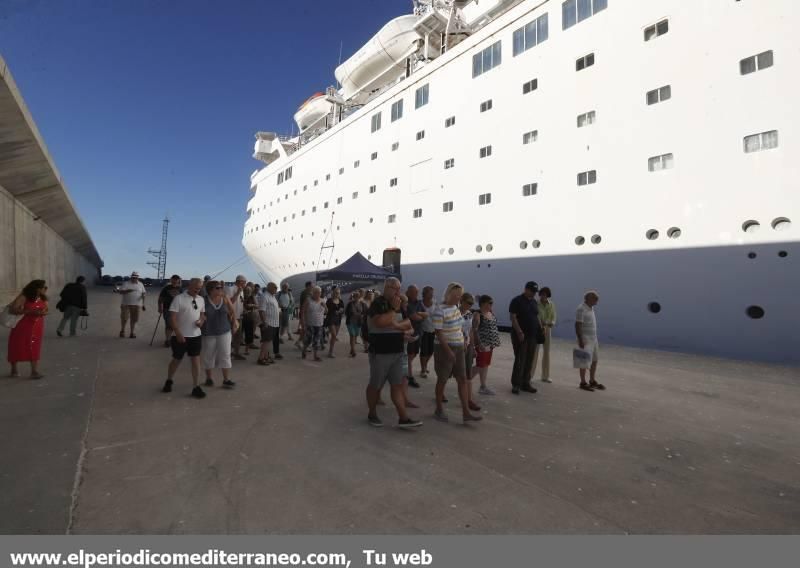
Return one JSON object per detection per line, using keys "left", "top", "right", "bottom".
{"left": 0, "top": 0, "right": 407, "bottom": 282}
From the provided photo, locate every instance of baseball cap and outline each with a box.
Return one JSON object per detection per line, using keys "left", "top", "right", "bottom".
{"left": 235, "top": 274, "right": 247, "bottom": 282}
{"left": 525, "top": 281, "right": 539, "bottom": 292}
{"left": 131, "top": 271, "right": 140, "bottom": 278}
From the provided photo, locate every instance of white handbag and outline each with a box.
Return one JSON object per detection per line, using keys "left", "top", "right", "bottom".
{"left": 0, "top": 303, "right": 23, "bottom": 329}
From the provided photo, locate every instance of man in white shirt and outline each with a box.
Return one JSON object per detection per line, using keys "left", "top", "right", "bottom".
{"left": 227, "top": 274, "right": 247, "bottom": 360}
{"left": 115, "top": 271, "right": 146, "bottom": 339}
{"left": 162, "top": 278, "right": 207, "bottom": 399}
{"left": 257, "top": 282, "right": 282, "bottom": 365}
{"left": 575, "top": 290, "right": 605, "bottom": 392}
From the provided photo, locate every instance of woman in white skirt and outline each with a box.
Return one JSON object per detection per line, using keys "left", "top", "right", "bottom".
{"left": 202, "top": 280, "right": 238, "bottom": 388}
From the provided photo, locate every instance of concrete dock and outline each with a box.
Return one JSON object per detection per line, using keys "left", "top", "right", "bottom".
{"left": 0, "top": 289, "right": 798, "bottom": 534}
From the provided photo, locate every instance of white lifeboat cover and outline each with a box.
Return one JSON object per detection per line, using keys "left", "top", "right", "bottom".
{"left": 293, "top": 93, "right": 331, "bottom": 132}
{"left": 335, "top": 15, "right": 421, "bottom": 101}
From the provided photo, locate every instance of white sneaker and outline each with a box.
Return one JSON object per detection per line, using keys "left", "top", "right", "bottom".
{"left": 478, "top": 385, "right": 495, "bottom": 396}
{"left": 541, "top": 378, "right": 553, "bottom": 383}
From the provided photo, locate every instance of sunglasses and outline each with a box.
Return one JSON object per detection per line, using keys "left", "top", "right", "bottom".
{"left": 214, "top": 286, "right": 223, "bottom": 290}
{"left": 192, "top": 300, "right": 198, "bottom": 310}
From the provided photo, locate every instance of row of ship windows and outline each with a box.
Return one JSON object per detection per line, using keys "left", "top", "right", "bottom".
{"left": 249, "top": 128, "right": 780, "bottom": 220}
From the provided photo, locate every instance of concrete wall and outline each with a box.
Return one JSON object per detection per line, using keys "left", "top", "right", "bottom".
{"left": 0, "top": 182, "right": 100, "bottom": 305}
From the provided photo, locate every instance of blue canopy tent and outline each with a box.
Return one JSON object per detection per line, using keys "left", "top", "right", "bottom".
{"left": 315, "top": 252, "right": 396, "bottom": 283}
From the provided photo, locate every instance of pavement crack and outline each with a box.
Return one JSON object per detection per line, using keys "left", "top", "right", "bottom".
{"left": 65, "top": 353, "right": 102, "bottom": 534}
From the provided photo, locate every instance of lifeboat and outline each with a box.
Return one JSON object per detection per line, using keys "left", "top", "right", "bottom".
{"left": 334, "top": 15, "right": 422, "bottom": 102}
{"left": 293, "top": 92, "right": 331, "bottom": 132}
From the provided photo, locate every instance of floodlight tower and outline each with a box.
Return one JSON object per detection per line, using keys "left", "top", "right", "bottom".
{"left": 147, "top": 216, "right": 170, "bottom": 281}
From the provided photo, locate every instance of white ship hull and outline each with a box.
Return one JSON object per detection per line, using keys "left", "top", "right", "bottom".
{"left": 244, "top": 0, "right": 800, "bottom": 365}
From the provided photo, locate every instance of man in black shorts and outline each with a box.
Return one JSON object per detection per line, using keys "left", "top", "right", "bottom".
{"left": 418, "top": 285, "right": 436, "bottom": 378}
{"left": 162, "top": 278, "right": 207, "bottom": 399}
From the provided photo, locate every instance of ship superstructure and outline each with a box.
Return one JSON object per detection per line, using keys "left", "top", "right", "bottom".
{"left": 243, "top": 0, "right": 799, "bottom": 364}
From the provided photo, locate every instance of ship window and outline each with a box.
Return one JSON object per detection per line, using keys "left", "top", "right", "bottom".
{"left": 448, "top": 248, "right": 455, "bottom": 255}
{"left": 312, "top": 206, "right": 317, "bottom": 212}
{"left": 644, "top": 18, "right": 669, "bottom": 41}
{"left": 392, "top": 141, "right": 399, "bottom": 151}
{"left": 772, "top": 217, "right": 791, "bottom": 231}
{"left": 277, "top": 172, "right": 284, "bottom": 185}
{"left": 415, "top": 84, "right": 429, "bottom": 109}
{"left": 303, "top": 185, "right": 307, "bottom": 191}
{"left": 325, "top": 173, "right": 331, "bottom": 181}
{"left": 391, "top": 99, "right": 404, "bottom": 122}
{"left": 444, "top": 158, "right": 455, "bottom": 169}
{"left": 283, "top": 216, "right": 287, "bottom": 222}
{"left": 445, "top": 116, "right": 456, "bottom": 128}
{"left": 523, "top": 130, "right": 538, "bottom": 144}
{"left": 443, "top": 201, "right": 454, "bottom": 212}
{"left": 389, "top": 177, "right": 398, "bottom": 187}
{"left": 647, "top": 85, "right": 671, "bottom": 105}
{"left": 522, "top": 78, "right": 539, "bottom": 94}
{"left": 388, "top": 214, "right": 396, "bottom": 224}
{"left": 339, "top": 167, "right": 344, "bottom": 175}
{"left": 576, "top": 52, "right": 595, "bottom": 71}
{"left": 532, "top": 239, "right": 541, "bottom": 248}
{"left": 285, "top": 166, "right": 292, "bottom": 180}
{"left": 324, "top": 202, "right": 329, "bottom": 209}
{"left": 472, "top": 40, "right": 502, "bottom": 78}
{"left": 479, "top": 145, "right": 493, "bottom": 158}
{"left": 522, "top": 183, "right": 538, "bottom": 196}
{"left": 354, "top": 160, "right": 360, "bottom": 169}
{"left": 513, "top": 13, "right": 549, "bottom": 56}
{"left": 646, "top": 229, "right": 660, "bottom": 240}
{"left": 416, "top": 130, "right": 426, "bottom": 141}
{"left": 302, "top": 210, "right": 306, "bottom": 216}
{"left": 413, "top": 208, "right": 423, "bottom": 219}
{"left": 480, "top": 99, "right": 493, "bottom": 113}
{"left": 667, "top": 227, "right": 681, "bottom": 239}
{"left": 562, "top": 0, "right": 606, "bottom": 31}
{"left": 591, "top": 234, "right": 602, "bottom": 244}
{"left": 577, "top": 110, "right": 596, "bottom": 127}
{"left": 648, "top": 153, "right": 674, "bottom": 171}
{"left": 371, "top": 112, "right": 382, "bottom": 133}
{"left": 575, "top": 236, "right": 585, "bottom": 245}
{"left": 520, "top": 241, "right": 528, "bottom": 250}
{"left": 369, "top": 185, "right": 377, "bottom": 194}
{"left": 352, "top": 192, "right": 358, "bottom": 199}
{"left": 479, "top": 193, "right": 492, "bottom": 205}
{"left": 292, "top": 213, "right": 296, "bottom": 219}
{"left": 476, "top": 245, "right": 483, "bottom": 253}
{"left": 337, "top": 197, "right": 343, "bottom": 204}
{"left": 577, "top": 170, "right": 597, "bottom": 186}
{"left": 740, "top": 50, "right": 773, "bottom": 75}
{"left": 743, "top": 130, "right": 778, "bottom": 153}
{"left": 371, "top": 151, "right": 378, "bottom": 160}
{"left": 742, "top": 220, "right": 760, "bottom": 233}
{"left": 314, "top": 180, "right": 318, "bottom": 186}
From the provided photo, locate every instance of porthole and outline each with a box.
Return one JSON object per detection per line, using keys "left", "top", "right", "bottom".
{"left": 591, "top": 234, "right": 601, "bottom": 244}
{"left": 440, "top": 248, "right": 445, "bottom": 255}
{"left": 575, "top": 236, "right": 585, "bottom": 246}
{"left": 778, "top": 251, "right": 788, "bottom": 258}
{"left": 369, "top": 218, "right": 374, "bottom": 223}
{"left": 667, "top": 227, "right": 681, "bottom": 239}
{"left": 746, "top": 306, "right": 765, "bottom": 319}
{"left": 520, "top": 241, "right": 528, "bottom": 250}
{"left": 742, "top": 220, "right": 760, "bottom": 234}
{"left": 486, "top": 244, "right": 494, "bottom": 252}
{"left": 337, "top": 225, "right": 340, "bottom": 230}
{"left": 368, "top": 255, "right": 372, "bottom": 260}
{"left": 747, "top": 252, "right": 757, "bottom": 259}
{"left": 476, "top": 245, "right": 483, "bottom": 253}
{"left": 532, "top": 240, "right": 541, "bottom": 249}
{"left": 448, "top": 248, "right": 455, "bottom": 255}
{"left": 646, "top": 229, "right": 660, "bottom": 240}
{"left": 352, "top": 222, "right": 356, "bottom": 227}
{"left": 771, "top": 217, "right": 791, "bottom": 231}
{"left": 648, "top": 302, "right": 662, "bottom": 314}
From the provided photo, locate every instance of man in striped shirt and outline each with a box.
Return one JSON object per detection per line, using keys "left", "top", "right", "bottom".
{"left": 257, "top": 282, "right": 282, "bottom": 365}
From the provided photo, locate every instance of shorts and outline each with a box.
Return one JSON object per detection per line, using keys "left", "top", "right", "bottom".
{"left": 259, "top": 324, "right": 276, "bottom": 343}
{"left": 202, "top": 332, "right": 232, "bottom": 369}
{"left": 304, "top": 325, "right": 323, "bottom": 350}
{"left": 347, "top": 323, "right": 361, "bottom": 337}
{"left": 420, "top": 331, "right": 435, "bottom": 357}
{"left": 171, "top": 335, "right": 202, "bottom": 360}
{"left": 475, "top": 348, "right": 493, "bottom": 368}
{"left": 368, "top": 352, "right": 405, "bottom": 390}
{"left": 120, "top": 305, "right": 140, "bottom": 324}
{"left": 582, "top": 339, "right": 599, "bottom": 363}
{"left": 406, "top": 337, "right": 420, "bottom": 356}
{"left": 434, "top": 344, "right": 466, "bottom": 383}
{"left": 164, "top": 316, "right": 173, "bottom": 331}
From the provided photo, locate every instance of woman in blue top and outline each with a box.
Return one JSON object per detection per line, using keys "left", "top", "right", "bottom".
{"left": 202, "top": 280, "right": 238, "bottom": 389}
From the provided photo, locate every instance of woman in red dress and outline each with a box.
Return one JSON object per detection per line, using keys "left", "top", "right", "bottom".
{"left": 7, "top": 279, "right": 49, "bottom": 379}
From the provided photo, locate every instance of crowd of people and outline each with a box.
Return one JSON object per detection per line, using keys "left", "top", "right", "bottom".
{"left": 3, "top": 272, "right": 605, "bottom": 423}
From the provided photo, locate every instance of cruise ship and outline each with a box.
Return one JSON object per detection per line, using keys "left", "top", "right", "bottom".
{"left": 243, "top": 0, "right": 799, "bottom": 365}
